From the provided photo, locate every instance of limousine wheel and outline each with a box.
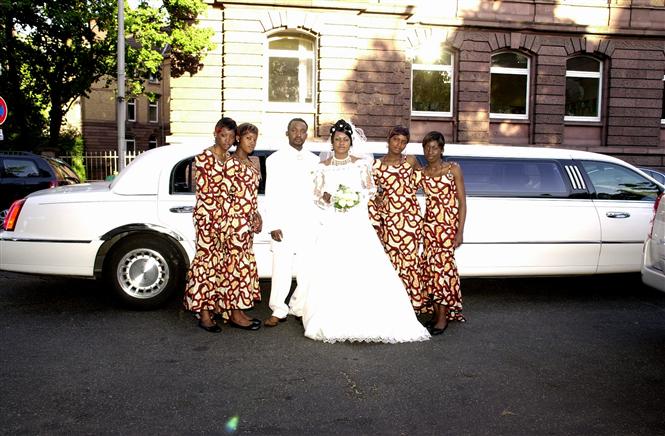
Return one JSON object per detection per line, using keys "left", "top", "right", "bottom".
{"left": 104, "top": 235, "right": 184, "bottom": 309}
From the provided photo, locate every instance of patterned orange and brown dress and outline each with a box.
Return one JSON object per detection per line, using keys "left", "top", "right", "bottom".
{"left": 368, "top": 157, "right": 424, "bottom": 311}
{"left": 183, "top": 148, "right": 228, "bottom": 314}
{"left": 218, "top": 156, "right": 261, "bottom": 317}
{"left": 418, "top": 165, "right": 465, "bottom": 322}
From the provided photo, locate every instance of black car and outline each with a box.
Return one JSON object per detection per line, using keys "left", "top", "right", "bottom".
{"left": 0, "top": 152, "right": 81, "bottom": 220}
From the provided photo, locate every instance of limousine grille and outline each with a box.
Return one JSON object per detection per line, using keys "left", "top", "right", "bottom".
{"left": 565, "top": 165, "right": 586, "bottom": 190}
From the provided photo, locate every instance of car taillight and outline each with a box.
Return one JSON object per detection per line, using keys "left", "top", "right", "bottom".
{"left": 3, "top": 199, "right": 26, "bottom": 231}
{"left": 648, "top": 193, "right": 663, "bottom": 238}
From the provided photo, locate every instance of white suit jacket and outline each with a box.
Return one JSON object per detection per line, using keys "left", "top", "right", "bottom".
{"left": 264, "top": 145, "right": 320, "bottom": 246}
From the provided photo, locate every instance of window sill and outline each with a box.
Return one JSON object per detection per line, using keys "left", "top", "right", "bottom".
{"left": 411, "top": 114, "right": 453, "bottom": 121}
{"left": 564, "top": 116, "right": 601, "bottom": 124}
{"left": 489, "top": 118, "right": 530, "bottom": 124}
{"left": 489, "top": 114, "right": 529, "bottom": 121}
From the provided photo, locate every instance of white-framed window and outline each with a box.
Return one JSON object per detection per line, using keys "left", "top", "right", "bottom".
{"left": 127, "top": 98, "right": 136, "bottom": 122}
{"left": 565, "top": 56, "right": 602, "bottom": 122}
{"left": 661, "top": 74, "right": 665, "bottom": 125}
{"left": 148, "top": 136, "right": 158, "bottom": 149}
{"left": 148, "top": 97, "right": 158, "bottom": 123}
{"left": 125, "top": 138, "right": 136, "bottom": 153}
{"left": 490, "top": 52, "right": 530, "bottom": 120}
{"left": 266, "top": 35, "right": 315, "bottom": 110}
{"left": 411, "top": 49, "right": 453, "bottom": 117}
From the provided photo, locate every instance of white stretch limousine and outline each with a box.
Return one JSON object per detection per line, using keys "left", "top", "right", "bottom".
{"left": 1, "top": 142, "right": 662, "bottom": 308}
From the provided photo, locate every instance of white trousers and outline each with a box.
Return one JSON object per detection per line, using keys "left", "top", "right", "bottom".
{"left": 269, "top": 238, "right": 312, "bottom": 318}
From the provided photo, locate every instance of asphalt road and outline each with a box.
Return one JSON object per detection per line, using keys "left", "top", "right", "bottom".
{"left": 1, "top": 271, "right": 664, "bottom": 435}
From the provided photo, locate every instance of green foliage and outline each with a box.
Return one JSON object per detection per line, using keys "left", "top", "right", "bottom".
{"left": 58, "top": 128, "right": 87, "bottom": 181}
{"left": 0, "top": 0, "right": 215, "bottom": 151}
{"left": 125, "top": 0, "right": 215, "bottom": 93}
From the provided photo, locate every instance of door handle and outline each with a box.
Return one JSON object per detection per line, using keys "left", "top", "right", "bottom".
{"left": 606, "top": 211, "right": 630, "bottom": 219}
{"left": 169, "top": 206, "right": 194, "bottom": 213}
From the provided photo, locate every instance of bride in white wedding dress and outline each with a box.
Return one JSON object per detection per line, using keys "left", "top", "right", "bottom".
{"left": 289, "top": 120, "right": 430, "bottom": 344}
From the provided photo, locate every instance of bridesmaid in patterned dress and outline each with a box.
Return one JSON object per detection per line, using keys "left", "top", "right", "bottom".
{"left": 219, "top": 122, "right": 263, "bottom": 330}
{"left": 418, "top": 131, "right": 467, "bottom": 335}
{"left": 368, "top": 125, "right": 424, "bottom": 311}
{"left": 183, "top": 117, "right": 237, "bottom": 333}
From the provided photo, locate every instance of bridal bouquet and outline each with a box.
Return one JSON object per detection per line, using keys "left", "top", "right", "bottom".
{"left": 332, "top": 184, "right": 360, "bottom": 212}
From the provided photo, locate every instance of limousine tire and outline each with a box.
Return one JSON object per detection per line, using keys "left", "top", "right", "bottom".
{"left": 104, "top": 235, "right": 184, "bottom": 309}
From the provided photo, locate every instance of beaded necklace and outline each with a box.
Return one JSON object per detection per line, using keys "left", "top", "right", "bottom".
{"left": 331, "top": 155, "right": 352, "bottom": 166}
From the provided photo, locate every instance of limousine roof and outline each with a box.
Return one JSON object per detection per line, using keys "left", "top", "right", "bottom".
{"left": 389, "top": 142, "right": 623, "bottom": 163}
{"left": 249, "top": 140, "right": 621, "bottom": 162}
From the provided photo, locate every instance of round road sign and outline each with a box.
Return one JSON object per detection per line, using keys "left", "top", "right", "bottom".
{"left": 0, "top": 97, "right": 7, "bottom": 125}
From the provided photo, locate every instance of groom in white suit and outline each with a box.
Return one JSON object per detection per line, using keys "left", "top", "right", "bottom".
{"left": 263, "top": 118, "right": 320, "bottom": 327}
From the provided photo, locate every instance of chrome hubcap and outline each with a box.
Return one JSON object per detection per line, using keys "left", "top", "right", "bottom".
{"left": 116, "top": 248, "right": 169, "bottom": 299}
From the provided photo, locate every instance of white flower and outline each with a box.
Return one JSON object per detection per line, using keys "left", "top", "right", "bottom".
{"left": 332, "top": 184, "right": 360, "bottom": 212}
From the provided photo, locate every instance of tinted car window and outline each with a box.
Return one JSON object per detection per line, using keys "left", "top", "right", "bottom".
{"left": 46, "top": 157, "right": 80, "bottom": 184}
{"left": 581, "top": 160, "right": 660, "bottom": 201}
{"left": 171, "top": 152, "right": 276, "bottom": 196}
{"left": 378, "top": 154, "right": 571, "bottom": 198}
{"left": 252, "top": 150, "right": 274, "bottom": 195}
{"left": 2, "top": 158, "right": 48, "bottom": 178}
{"left": 171, "top": 157, "right": 195, "bottom": 194}
{"left": 451, "top": 158, "right": 570, "bottom": 197}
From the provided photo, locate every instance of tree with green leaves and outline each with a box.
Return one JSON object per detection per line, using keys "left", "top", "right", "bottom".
{"left": 0, "top": 0, "right": 214, "bottom": 151}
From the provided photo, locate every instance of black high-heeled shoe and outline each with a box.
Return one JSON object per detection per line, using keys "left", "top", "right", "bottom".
{"left": 198, "top": 321, "right": 222, "bottom": 333}
{"left": 228, "top": 319, "right": 261, "bottom": 331}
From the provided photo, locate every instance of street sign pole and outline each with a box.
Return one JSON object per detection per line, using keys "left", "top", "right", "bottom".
{"left": 117, "top": 0, "right": 126, "bottom": 172}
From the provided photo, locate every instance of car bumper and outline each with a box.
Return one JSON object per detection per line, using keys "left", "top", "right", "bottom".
{"left": 642, "top": 265, "right": 665, "bottom": 292}
{"left": 641, "top": 238, "right": 665, "bottom": 292}
{"left": 0, "top": 238, "right": 102, "bottom": 277}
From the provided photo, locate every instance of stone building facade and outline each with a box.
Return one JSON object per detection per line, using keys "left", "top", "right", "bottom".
{"left": 169, "top": 0, "right": 665, "bottom": 169}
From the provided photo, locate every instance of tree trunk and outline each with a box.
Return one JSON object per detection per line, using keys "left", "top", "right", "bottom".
{"left": 47, "top": 104, "right": 64, "bottom": 151}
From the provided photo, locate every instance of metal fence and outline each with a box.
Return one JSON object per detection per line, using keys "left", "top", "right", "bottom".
{"left": 58, "top": 150, "right": 142, "bottom": 181}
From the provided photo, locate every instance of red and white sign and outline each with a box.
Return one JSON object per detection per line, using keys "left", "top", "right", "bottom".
{"left": 0, "top": 96, "right": 7, "bottom": 125}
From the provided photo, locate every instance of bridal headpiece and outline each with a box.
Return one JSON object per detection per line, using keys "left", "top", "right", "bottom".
{"left": 329, "top": 119, "right": 368, "bottom": 147}
{"left": 330, "top": 119, "right": 354, "bottom": 144}
{"left": 326, "top": 118, "right": 371, "bottom": 161}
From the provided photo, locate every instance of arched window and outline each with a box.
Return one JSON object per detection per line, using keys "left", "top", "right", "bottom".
{"left": 267, "top": 34, "right": 315, "bottom": 109}
{"left": 565, "top": 56, "right": 602, "bottom": 122}
{"left": 411, "top": 48, "right": 453, "bottom": 116}
{"left": 490, "top": 52, "right": 530, "bottom": 119}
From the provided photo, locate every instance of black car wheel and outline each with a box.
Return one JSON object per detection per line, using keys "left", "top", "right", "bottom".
{"left": 104, "top": 235, "right": 185, "bottom": 309}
